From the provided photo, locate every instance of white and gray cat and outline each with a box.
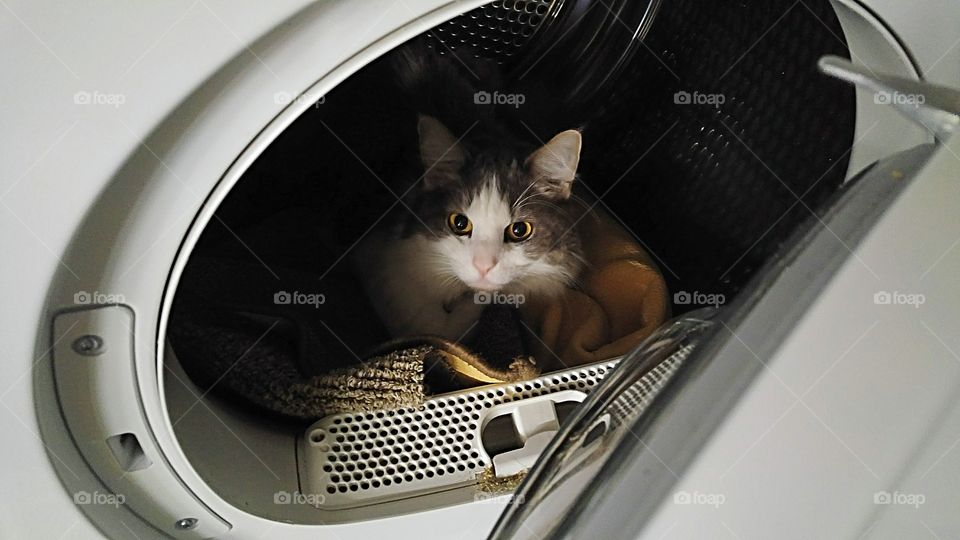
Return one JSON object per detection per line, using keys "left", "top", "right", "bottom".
{"left": 354, "top": 52, "right": 586, "bottom": 341}
{"left": 354, "top": 115, "right": 586, "bottom": 341}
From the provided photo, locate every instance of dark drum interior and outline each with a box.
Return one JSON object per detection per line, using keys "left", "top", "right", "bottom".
{"left": 171, "top": 0, "right": 855, "bottom": 385}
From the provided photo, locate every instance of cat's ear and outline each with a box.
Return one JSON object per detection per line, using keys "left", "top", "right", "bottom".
{"left": 418, "top": 115, "right": 465, "bottom": 190}
{"left": 526, "top": 129, "right": 581, "bottom": 199}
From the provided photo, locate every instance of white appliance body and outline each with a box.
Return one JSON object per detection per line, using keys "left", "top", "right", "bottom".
{"left": 1, "top": 1, "right": 958, "bottom": 538}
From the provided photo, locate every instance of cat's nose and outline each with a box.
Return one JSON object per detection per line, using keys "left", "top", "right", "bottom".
{"left": 473, "top": 256, "right": 497, "bottom": 277}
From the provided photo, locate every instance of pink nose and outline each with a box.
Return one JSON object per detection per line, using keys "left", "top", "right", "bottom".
{"left": 473, "top": 257, "right": 497, "bottom": 277}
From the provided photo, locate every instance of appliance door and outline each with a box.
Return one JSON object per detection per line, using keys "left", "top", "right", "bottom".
{"left": 488, "top": 131, "right": 960, "bottom": 539}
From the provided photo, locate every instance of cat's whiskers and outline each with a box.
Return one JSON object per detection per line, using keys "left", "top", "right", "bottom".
{"left": 513, "top": 193, "right": 540, "bottom": 211}
{"left": 433, "top": 258, "right": 467, "bottom": 290}
{"left": 511, "top": 177, "right": 540, "bottom": 209}
{"left": 517, "top": 199, "right": 565, "bottom": 214}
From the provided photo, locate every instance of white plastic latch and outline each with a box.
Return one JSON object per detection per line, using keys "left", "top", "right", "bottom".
{"left": 482, "top": 390, "right": 586, "bottom": 477}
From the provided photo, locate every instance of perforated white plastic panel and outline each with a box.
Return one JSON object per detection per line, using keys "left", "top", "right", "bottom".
{"left": 299, "top": 360, "right": 619, "bottom": 509}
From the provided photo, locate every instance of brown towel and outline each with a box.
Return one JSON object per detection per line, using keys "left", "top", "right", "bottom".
{"left": 370, "top": 336, "right": 539, "bottom": 391}
{"left": 521, "top": 208, "right": 669, "bottom": 371}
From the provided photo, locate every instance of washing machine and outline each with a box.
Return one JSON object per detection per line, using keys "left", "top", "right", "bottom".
{"left": 2, "top": 0, "right": 960, "bottom": 538}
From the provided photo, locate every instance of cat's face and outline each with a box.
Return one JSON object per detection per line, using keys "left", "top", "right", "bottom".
{"left": 405, "top": 116, "right": 585, "bottom": 298}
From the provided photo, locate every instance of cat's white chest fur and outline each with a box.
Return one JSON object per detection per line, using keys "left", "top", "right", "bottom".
{"left": 353, "top": 233, "right": 484, "bottom": 341}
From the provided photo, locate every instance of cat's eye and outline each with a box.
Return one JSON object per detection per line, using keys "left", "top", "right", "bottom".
{"left": 505, "top": 221, "right": 533, "bottom": 242}
{"left": 447, "top": 213, "right": 473, "bottom": 236}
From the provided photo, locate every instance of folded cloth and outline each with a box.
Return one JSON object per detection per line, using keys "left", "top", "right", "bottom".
{"left": 167, "top": 205, "right": 666, "bottom": 419}
{"left": 169, "top": 308, "right": 426, "bottom": 419}
{"left": 170, "top": 308, "right": 535, "bottom": 419}
{"left": 520, "top": 208, "right": 669, "bottom": 371}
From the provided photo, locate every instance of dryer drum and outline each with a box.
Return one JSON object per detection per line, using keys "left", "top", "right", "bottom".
{"left": 430, "top": 0, "right": 856, "bottom": 300}
{"left": 166, "top": 0, "right": 853, "bottom": 518}
{"left": 201, "top": 0, "right": 853, "bottom": 314}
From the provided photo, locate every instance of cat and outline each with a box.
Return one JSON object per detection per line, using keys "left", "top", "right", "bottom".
{"left": 353, "top": 48, "right": 587, "bottom": 341}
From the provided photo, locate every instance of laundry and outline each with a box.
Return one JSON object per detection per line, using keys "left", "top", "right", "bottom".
{"left": 168, "top": 205, "right": 668, "bottom": 419}
{"left": 521, "top": 208, "right": 670, "bottom": 371}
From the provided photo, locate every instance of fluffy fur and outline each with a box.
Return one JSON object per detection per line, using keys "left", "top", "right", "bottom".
{"left": 353, "top": 48, "right": 586, "bottom": 341}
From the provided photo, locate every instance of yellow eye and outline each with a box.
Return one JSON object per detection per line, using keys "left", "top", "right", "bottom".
{"left": 447, "top": 213, "right": 473, "bottom": 236}
{"left": 505, "top": 221, "right": 533, "bottom": 242}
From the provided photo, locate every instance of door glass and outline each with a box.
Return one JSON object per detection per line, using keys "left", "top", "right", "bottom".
{"left": 488, "top": 310, "right": 717, "bottom": 539}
